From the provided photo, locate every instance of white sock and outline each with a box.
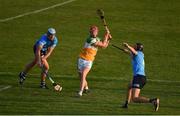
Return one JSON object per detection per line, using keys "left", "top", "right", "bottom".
{"left": 85, "top": 86, "right": 89, "bottom": 90}
{"left": 78, "top": 90, "right": 83, "bottom": 95}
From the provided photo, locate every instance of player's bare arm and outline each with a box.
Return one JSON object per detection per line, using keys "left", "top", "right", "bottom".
{"left": 43, "top": 47, "right": 55, "bottom": 60}
{"left": 123, "top": 48, "right": 131, "bottom": 55}
{"left": 94, "top": 32, "right": 111, "bottom": 48}
{"left": 123, "top": 43, "right": 137, "bottom": 55}
{"left": 36, "top": 45, "right": 43, "bottom": 67}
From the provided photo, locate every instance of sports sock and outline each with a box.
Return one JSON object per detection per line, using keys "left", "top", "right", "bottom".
{"left": 78, "top": 90, "right": 83, "bottom": 95}
{"left": 21, "top": 72, "right": 26, "bottom": 76}
{"left": 41, "top": 81, "right": 46, "bottom": 85}
{"left": 149, "top": 98, "right": 157, "bottom": 103}
{"left": 125, "top": 100, "right": 128, "bottom": 105}
{"left": 85, "top": 86, "right": 89, "bottom": 90}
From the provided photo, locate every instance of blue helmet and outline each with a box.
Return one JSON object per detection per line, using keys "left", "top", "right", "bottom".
{"left": 47, "top": 28, "right": 56, "bottom": 35}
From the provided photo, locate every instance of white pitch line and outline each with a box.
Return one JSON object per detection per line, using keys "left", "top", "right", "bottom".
{"left": 0, "top": 86, "right": 12, "bottom": 92}
{"left": 0, "top": 71, "right": 180, "bottom": 83}
{"left": 0, "top": 0, "right": 76, "bottom": 23}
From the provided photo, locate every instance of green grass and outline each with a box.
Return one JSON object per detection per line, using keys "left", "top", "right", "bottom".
{"left": 0, "top": 0, "right": 180, "bottom": 114}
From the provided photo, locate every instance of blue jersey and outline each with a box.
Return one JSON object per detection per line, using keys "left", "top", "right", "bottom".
{"left": 35, "top": 34, "right": 58, "bottom": 52}
{"left": 132, "top": 51, "right": 145, "bottom": 76}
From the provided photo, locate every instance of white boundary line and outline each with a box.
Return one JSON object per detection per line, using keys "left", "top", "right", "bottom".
{"left": 0, "top": 85, "right": 12, "bottom": 92}
{"left": 0, "top": 0, "right": 76, "bottom": 23}
{"left": 0, "top": 71, "right": 180, "bottom": 83}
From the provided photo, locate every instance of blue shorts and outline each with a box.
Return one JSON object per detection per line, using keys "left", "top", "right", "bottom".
{"left": 132, "top": 75, "right": 146, "bottom": 89}
{"left": 33, "top": 45, "right": 47, "bottom": 56}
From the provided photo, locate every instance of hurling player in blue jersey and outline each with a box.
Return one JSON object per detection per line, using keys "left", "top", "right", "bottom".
{"left": 121, "top": 42, "right": 159, "bottom": 111}
{"left": 19, "top": 28, "right": 58, "bottom": 89}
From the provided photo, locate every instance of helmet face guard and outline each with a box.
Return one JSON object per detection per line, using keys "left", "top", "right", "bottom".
{"left": 136, "top": 43, "right": 143, "bottom": 51}
{"left": 47, "top": 28, "right": 56, "bottom": 35}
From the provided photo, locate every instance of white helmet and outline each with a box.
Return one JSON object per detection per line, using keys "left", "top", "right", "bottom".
{"left": 47, "top": 28, "right": 56, "bottom": 35}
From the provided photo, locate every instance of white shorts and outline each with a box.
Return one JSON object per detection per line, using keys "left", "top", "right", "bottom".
{"left": 77, "top": 58, "right": 93, "bottom": 72}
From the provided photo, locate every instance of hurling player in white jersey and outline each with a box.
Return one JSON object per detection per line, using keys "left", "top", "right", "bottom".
{"left": 19, "top": 28, "right": 58, "bottom": 89}
{"left": 77, "top": 25, "right": 112, "bottom": 97}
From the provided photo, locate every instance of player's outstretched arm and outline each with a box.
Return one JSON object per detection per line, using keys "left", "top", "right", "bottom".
{"left": 123, "top": 42, "right": 137, "bottom": 55}
{"left": 123, "top": 48, "right": 131, "bottom": 55}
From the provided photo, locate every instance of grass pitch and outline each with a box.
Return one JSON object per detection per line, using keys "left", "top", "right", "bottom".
{"left": 0, "top": 0, "right": 180, "bottom": 114}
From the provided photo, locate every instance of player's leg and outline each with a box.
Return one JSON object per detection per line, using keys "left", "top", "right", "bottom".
{"left": 77, "top": 58, "right": 83, "bottom": 96}
{"left": 131, "top": 88, "right": 150, "bottom": 103}
{"left": 19, "top": 57, "right": 37, "bottom": 84}
{"left": 83, "top": 79, "right": 90, "bottom": 93}
{"left": 24, "top": 58, "right": 37, "bottom": 73}
{"left": 131, "top": 87, "right": 159, "bottom": 111}
{"left": 78, "top": 71, "right": 89, "bottom": 93}
{"left": 19, "top": 45, "right": 38, "bottom": 84}
{"left": 40, "top": 59, "right": 49, "bottom": 89}
{"left": 131, "top": 76, "right": 150, "bottom": 103}
{"left": 82, "top": 60, "right": 92, "bottom": 94}
{"left": 78, "top": 67, "right": 91, "bottom": 96}
{"left": 77, "top": 58, "right": 92, "bottom": 96}
{"left": 122, "top": 81, "right": 132, "bottom": 108}
{"left": 127, "top": 82, "right": 132, "bottom": 103}
{"left": 131, "top": 76, "right": 160, "bottom": 111}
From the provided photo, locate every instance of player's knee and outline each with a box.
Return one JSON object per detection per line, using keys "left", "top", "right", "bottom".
{"left": 81, "top": 75, "right": 86, "bottom": 81}
{"left": 43, "top": 66, "right": 49, "bottom": 72}
{"left": 132, "top": 96, "right": 139, "bottom": 102}
{"left": 43, "top": 63, "right": 49, "bottom": 70}
{"left": 131, "top": 92, "right": 138, "bottom": 101}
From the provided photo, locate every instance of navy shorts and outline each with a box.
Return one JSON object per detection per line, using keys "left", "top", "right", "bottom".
{"left": 132, "top": 75, "right": 146, "bottom": 89}
{"left": 33, "top": 45, "right": 47, "bottom": 56}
